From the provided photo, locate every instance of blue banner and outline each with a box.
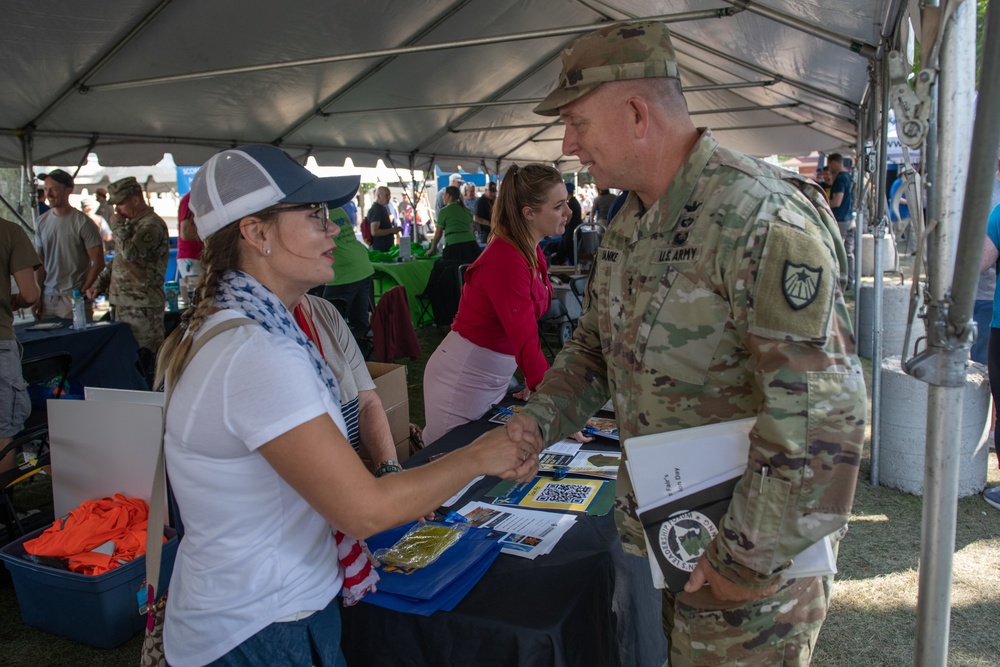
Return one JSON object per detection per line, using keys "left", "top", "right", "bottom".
{"left": 176, "top": 166, "right": 199, "bottom": 195}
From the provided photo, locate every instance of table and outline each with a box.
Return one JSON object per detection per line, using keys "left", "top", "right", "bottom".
{"left": 15, "top": 319, "right": 148, "bottom": 391}
{"left": 340, "top": 414, "right": 668, "bottom": 667}
{"left": 372, "top": 258, "right": 437, "bottom": 326}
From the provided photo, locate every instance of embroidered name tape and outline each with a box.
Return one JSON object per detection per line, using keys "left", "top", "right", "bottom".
{"left": 657, "top": 246, "right": 700, "bottom": 263}
{"left": 599, "top": 248, "right": 622, "bottom": 263}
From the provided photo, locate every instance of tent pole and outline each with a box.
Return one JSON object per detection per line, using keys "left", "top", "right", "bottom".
{"left": 909, "top": 1, "right": 976, "bottom": 664}
{"left": 870, "top": 51, "right": 891, "bottom": 487}
{"left": 0, "top": 192, "right": 34, "bottom": 235}
{"left": 84, "top": 9, "right": 736, "bottom": 94}
{"left": 947, "top": 0, "right": 1000, "bottom": 331}
{"left": 721, "top": 1, "right": 876, "bottom": 57}
{"left": 19, "top": 131, "right": 37, "bottom": 234}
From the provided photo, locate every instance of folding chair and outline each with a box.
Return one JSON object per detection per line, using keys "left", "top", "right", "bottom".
{"left": 537, "top": 299, "right": 573, "bottom": 358}
{"left": 569, "top": 274, "right": 590, "bottom": 314}
{"left": 458, "top": 263, "right": 471, "bottom": 291}
{"left": 20, "top": 351, "right": 73, "bottom": 432}
{"left": 0, "top": 426, "right": 52, "bottom": 542}
{"left": 414, "top": 291, "right": 435, "bottom": 327}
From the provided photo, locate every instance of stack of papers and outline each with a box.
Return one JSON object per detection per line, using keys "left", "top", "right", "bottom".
{"left": 362, "top": 521, "right": 502, "bottom": 615}
{"left": 624, "top": 419, "right": 836, "bottom": 591}
{"left": 488, "top": 406, "right": 619, "bottom": 440}
{"left": 453, "top": 501, "right": 576, "bottom": 559}
{"left": 486, "top": 476, "right": 615, "bottom": 515}
{"left": 538, "top": 441, "right": 620, "bottom": 480}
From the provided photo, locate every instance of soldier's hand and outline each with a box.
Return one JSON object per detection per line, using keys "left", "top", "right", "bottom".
{"left": 505, "top": 413, "right": 544, "bottom": 454}
{"left": 85, "top": 287, "right": 98, "bottom": 300}
{"left": 31, "top": 300, "right": 42, "bottom": 319}
{"left": 684, "top": 554, "right": 778, "bottom": 601}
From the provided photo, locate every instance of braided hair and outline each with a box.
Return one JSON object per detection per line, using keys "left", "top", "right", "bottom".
{"left": 154, "top": 212, "right": 278, "bottom": 388}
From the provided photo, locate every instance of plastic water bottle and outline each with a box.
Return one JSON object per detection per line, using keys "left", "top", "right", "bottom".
{"left": 71, "top": 290, "right": 86, "bottom": 329}
{"left": 164, "top": 282, "right": 180, "bottom": 313}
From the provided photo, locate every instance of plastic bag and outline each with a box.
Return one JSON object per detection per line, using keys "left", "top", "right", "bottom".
{"left": 373, "top": 522, "right": 466, "bottom": 570}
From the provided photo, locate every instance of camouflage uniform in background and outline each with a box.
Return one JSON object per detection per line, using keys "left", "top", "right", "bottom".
{"left": 520, "top": 130, "right": 866, "bottom": 666}
{"left": 92, "top": 193, "right": 169, "bottom": 355}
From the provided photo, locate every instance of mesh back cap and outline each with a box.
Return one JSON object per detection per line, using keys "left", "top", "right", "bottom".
{"left": 190, "top": 144, "right": 360, "bottom": 240}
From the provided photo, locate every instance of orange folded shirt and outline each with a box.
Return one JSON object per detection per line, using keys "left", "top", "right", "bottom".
{"left": 23, "top": 494, "right": 163, "bottom": 575}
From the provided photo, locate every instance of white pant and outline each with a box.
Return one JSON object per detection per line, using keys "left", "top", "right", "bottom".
{"left": 422, "top": 331, "right": 515, "bottom": 446}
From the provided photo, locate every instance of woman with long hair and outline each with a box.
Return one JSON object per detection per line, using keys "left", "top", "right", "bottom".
{"left": 156, "top": 145, "right": 533, "bottom": 667}
{"left": 427, "top": 185, "right": 482, "bottom": 263}
{"left": 422, "top": 163, "right": 570, "bottom": 445}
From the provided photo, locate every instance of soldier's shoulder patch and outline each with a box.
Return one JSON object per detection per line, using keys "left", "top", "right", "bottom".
{"left": 750, "top": 222, "right": 834, "bottom": 341}
{"left": 782, "top": 260, "right": 823, "bottom": 310}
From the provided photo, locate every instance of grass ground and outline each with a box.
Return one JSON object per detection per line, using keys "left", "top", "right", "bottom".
{"left": 3, "top": 305, "right": 1000, "bottom": 665}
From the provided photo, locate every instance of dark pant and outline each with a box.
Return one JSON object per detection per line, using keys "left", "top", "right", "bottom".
{"left": 972, "top": 299, "right": 992, "bottom": 365}
{"left": 322, "top": 276, "right": 373, "bottom": 339}
{"left": 988, "top": 328, "right": 1000, "bottom": 469}
{"left": 836, "top": 219, "right": 856, "bottom": 290}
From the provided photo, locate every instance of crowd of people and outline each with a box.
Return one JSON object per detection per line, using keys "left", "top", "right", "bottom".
{"left": 8, "top": 16, "right": 987, "bottom": 667}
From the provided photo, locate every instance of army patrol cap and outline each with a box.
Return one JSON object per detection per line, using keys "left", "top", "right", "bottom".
{"left": 533, "top": 20, "right": 680, "bottom": 117}
{"left": 108, "top": 176, "right": 143, "bottom": 205}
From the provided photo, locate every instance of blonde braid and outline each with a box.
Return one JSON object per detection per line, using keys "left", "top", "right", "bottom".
{"left": 154, "top": 223, "right": 243, "bottom": 389}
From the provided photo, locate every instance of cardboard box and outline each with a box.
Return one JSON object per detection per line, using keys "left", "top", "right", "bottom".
{"left": 366, "top": 362, "right": 412, "bottom": 462}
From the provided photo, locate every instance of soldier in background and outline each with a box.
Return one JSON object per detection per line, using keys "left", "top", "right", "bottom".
{"left": 87, "top": 177, "right": 168, "bottom": 388}
{"left": 94, "top": 187, "right": 114, "bottom": 225}
{"left": 505, "top": 21, "right": 866, "bottom": 666}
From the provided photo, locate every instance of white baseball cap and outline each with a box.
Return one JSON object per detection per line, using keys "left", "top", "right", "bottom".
{"left": 190, "top": 144, "right": 360, "bottom": 240}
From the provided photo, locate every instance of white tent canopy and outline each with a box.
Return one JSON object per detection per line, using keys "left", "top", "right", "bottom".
{"left": 1, "top": 0, "right": 894, "bottom": 173}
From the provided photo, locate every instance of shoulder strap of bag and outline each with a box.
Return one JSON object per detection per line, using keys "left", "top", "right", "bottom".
{"left": 144, "top": 317, "right": 258, "bottom": 604}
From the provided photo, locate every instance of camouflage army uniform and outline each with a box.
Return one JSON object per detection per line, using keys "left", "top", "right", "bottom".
{"left": 93, "top": 206, "right": 169, "bottom": 352}
{"left": 520, "top": 129, "right": 866, "bottom": 666}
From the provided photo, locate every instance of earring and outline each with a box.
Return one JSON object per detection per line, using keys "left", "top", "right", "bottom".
{"left": 263, "top": 247, "right": 271, "bottom": 256}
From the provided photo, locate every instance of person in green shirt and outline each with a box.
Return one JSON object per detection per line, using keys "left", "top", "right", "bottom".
{"left": 320, "top": 202, "right": 375, "bottom": 340}
{"left": 427, "top": 186, "right": 482, "bottom": 263}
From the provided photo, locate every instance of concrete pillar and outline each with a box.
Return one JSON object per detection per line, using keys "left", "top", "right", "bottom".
{"left": 857, "top": 279, "right": 925, "bottom": 359}
{"left": 877, "top": 356, "right": 989, "bottom": 497}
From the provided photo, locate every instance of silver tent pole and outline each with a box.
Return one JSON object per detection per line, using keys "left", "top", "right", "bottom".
{"left": 870, "top": 53, "right": 891, "bottom": 487}
{"left": 911, "top": 0, "right": 976, "bottom": 664}
{"left": 851, "top": 103, "right": 870, "bottom": 341}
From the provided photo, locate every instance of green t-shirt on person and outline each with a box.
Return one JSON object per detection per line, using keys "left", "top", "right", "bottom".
{"left": 437, "top": 202, "right": 477, "bottom": 246}
{"left": 328, "top": 207, "right": 374, "bottom": 286}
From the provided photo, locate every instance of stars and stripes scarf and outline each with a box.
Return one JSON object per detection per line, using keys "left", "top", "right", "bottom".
{"left": 214, "top": 270, "right": 378, "bottom": 605}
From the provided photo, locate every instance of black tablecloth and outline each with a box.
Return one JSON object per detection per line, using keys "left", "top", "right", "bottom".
{"left": 15, "top": 319, "right": 148, "bottom": 391}
{"left": 340, "top": 416, "right": 668, "bottom": 667}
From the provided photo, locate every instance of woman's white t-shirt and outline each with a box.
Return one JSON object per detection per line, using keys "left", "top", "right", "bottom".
{"left": 163, "top": 311, "right": 347, "bottom": 667}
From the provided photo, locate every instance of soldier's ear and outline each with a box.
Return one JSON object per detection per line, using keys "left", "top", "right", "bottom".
{"left": 626, "top": 97, "right": 650, "bottom": 139}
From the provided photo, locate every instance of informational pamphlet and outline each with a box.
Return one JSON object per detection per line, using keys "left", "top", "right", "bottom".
{"left": 624, "top": 418, "right": 836, "bottom": 590}
{"left": 491, "top": 477, "right": 607, "bottom": 512}
{"left": 537, "top": 448, "right": 621, "bottom": 480}
{"left": 453, "top": 501, "right": 576, "bottom": 559}
{"left": 488, "top": 405, "right": 619, "bottom": 440}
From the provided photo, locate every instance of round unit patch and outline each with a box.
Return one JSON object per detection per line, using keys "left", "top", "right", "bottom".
{"left": 657, "top": 511, "right": 718, "bottom": 572}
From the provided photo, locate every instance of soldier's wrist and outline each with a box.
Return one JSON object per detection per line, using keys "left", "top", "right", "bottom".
{"left": 706, "top": 537, "right": 783, "bottom": 590}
